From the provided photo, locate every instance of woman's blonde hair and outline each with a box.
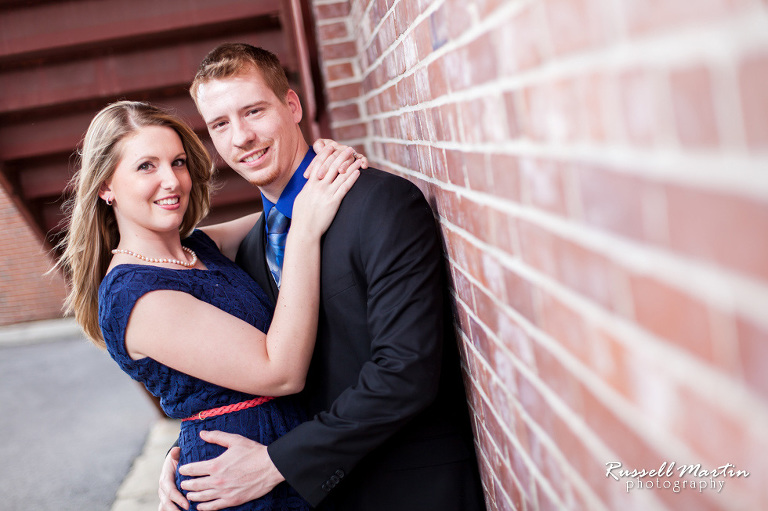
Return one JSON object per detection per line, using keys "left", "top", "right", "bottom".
{"left": 54, "top": 101, "right": 213, "bottom": 348}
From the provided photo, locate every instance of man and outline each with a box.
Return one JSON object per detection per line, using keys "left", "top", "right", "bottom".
{"left": 159, "top": 43, "right": 485, "bottom": 511}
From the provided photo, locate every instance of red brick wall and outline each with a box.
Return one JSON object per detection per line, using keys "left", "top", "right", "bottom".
{"left": 0, "top": 185, "right": 67, "bottom": 326}
{"left": 312, "top": 0, "right": 768, "bottom": 509}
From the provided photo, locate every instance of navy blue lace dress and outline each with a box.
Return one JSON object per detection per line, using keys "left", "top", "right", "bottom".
{"left": 99, "top": 230, "right": 309, "bottom": 511}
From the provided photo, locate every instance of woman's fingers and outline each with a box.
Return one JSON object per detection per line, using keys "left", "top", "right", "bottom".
{"left": 320, "top": 147, "right": 355, "bottom": 182}
{"left": 332, "top": 168, "right": 360, "bottom": 200}
{"left": 303, "top": 144, "right": 336, "bottom": 179}
{"left": 354, "top": 152, "right": 369, "bottom": 169}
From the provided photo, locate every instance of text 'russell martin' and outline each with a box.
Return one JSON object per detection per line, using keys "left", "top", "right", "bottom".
{"left": 605, "top": 461, "right": 749, "bottom": 494}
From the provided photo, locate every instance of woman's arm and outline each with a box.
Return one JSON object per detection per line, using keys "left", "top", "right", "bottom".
{"left": 202, "top": 142, "right": 367, "bottom": 261}
{"left": 124, "top": 164, "right": 359, "bottom": 397}
{"left": 200, "top": 212, "right": 261, "bottom": 261}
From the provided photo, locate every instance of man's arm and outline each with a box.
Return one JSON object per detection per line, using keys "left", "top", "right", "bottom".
{"left": 178, "top": 431, "right": 283, "bottom": 510}
{"left": 269, "top": 172, "right": 446, "bottom": 505}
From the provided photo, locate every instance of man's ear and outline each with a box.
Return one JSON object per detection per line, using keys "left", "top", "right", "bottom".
{"left": 286, "top": 89, "right": 303, "bottom": 124}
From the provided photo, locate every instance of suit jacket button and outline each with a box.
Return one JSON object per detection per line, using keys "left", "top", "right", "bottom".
{"left": 330, "top": 475, "right": 340, "bottom": 485}
{"left": 322, "top": 484, "right": 331, "bottom": 492}
{"left": 335, "top": 469, "right": 345, "bottom": 478}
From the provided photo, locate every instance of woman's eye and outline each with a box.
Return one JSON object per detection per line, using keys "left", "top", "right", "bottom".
{"left": 137, "top": 162, "right": 153, "bottom": 171}
{"left": 173, "top": 158, "right": 187, "bottom": 167}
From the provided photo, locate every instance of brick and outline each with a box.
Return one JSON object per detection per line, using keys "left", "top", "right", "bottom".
{"left": 443, "top": 45, "right": 473, "bottom": 93}
{"left": 470, "top": 314, "right": 495, "bottom": 365}
{"left": 393, "top": 0, "right": 408, "bottom": 36}
{"left": 581, "top": 387, "right": 661, "bottom": 469}
{"left": 519, "top": 158, "right": 567, "bottom": 217}
{"left": 401, "top": 32, "right": 419, "bottom": 71}
{"left": 379, "top": 15, "right": 398, "bottom": 54}
{"left": 533, "top": 342, "right": 585, "bottom": 416}
{"left": 332, "top": 122, "right": 367, "bottom": 141}
{"left": 404, "top": 74, "right": 420, "bottom": 108}
{"left": 588, "top": 327, "right": 632, "bottom": 399}
{"left": 314, "top": 1, "right": 351, "bottom": 21}
{"left": 574, "top": 164, "right": 654, "bottom": 242}
{"left": 324, "top": 61, "right": 355, "bottom": 82}
{"left": 736, "top": 316, "right": 768, "bottom": 400}
{"left": 494, "top": 2, "right": 546, "bottom": 74}
{"left": 618, "top": 68, "right": 663, "bottom": 146}
{"left": 518, "top": 219, "right": 559, "bottom": 277}
{"left": 412, "top": 18, "right": 433, "bottom": 61}
{"left": 442, "top": 0, "right": 474, "bottom": 39}
{"left": 440, "top": 102, "right": 463, "bottom": 142}
{"left": 464, "top": 152, "right": 492, "bottom": 193}
{"left": 489, "top": 153, "right": 521, "bottom": 202}
{"left": 669, "top": 66, "right": 720, "bottom": 148}
{"left": 0, "top": 187, "right": 67, "bottom": 326}
{"left": 489, "top": 207, "right": 516, "bottom": 255}
{"left": 623, "top": 0, "right": 751, "bottom": 35}
{"left": 466, "top": 30, "right": 499, "bottom": 86}
{"left": 543, "top": 0, "right": 600, "bottom": 55}
{"left": 502, "top": 91, "right": 523, "bottom": 140}
{"left": 629, "top": 274, "right": 716, "bottom": 362}
{"left": 326, "top": 82, "right": 361, "bottom": 103}
{"left": 317, "top": 20, "right": 349, "bottom": 41}
{"left": 444, "top": 148, "right": 467, "bottom": 186}
{"left": 465, "top": 95, "right": 510, "bottom": 144}
{"left": 329, "top": 103, "right": 360, "bottom": 123}
{"left": 554, "top": 236, "right": 616, "bottom": 312}
{"left": 674, "top": 387, "right": 754, "bottom": 468}
{"left": 537, "top": 290, "right": 590, "bottom": 362}
{"left": 320, "top": 40, "right": 357, "bottom": 60}
{"left": 739, "top": 51, "right": 768, "bottom": 149}
{"left": 427, "top": 57, "right": 449, "bottom": 99}
{"left": 423, "top": 147, "right": 443, "bottom": 183}
{"left": 578, "top": 73, "right": 610, "bottom": 142}
{"left": 665, "top": 184, "right": 768, "bottom": 281}
{"left": 503, "top": 268, "right": 536, "bottom": 323}
{"left": 522, "top": 80, "right": 581, "bottom": 143}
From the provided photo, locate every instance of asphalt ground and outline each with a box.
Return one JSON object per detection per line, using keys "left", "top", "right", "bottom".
{"left": 0, "top": 319, "right": 169, "bottom": 511}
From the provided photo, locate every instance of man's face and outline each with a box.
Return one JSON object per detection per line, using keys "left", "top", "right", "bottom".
{"left": 196, "top": 67, "right": 305, "bottom": 201}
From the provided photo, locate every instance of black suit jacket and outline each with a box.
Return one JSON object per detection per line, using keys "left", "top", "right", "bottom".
{"left": 236, "top": 168, "right": 484, "bottom": 510}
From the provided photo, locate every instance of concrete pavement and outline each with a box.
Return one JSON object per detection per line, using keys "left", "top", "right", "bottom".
{"left": 111, "top": 418, "right": 180, "bottom": 511}
{"left": 0, "top": 317, "right": 179, "bottom": 511}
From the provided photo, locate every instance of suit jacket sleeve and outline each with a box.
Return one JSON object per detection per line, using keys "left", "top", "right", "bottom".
{"left": 267, "top": 173, "right": 446, "bottom": 506}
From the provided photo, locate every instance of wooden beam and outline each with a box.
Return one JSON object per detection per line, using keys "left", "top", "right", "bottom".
{"left": 0, "top": 94, "right": 203, "bottom": 161}
{"left": 0, "top": 29, "right": 288, "bottom": 114}
{"left": 0, "top": 0, "right": 281, "bottom": 61}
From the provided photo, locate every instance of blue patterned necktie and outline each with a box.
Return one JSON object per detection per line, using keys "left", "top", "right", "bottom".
{"left": 266, "top": 207, "right": 290, "bottom": 288}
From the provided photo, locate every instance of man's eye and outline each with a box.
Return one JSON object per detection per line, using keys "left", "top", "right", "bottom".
{"left": 247, "top": 108, "right": 261, "bottom": 116}
{"left": 211, "top": 121, "right": 227, "bottom": 130}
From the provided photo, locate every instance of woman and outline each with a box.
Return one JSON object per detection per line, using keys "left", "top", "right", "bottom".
{"left": 55, "top": 100, "right": 362, "bottom": 510}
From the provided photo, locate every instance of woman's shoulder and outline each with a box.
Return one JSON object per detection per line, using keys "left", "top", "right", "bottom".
{"left": 98, "top": 263, "right": 190, "bottom": 313}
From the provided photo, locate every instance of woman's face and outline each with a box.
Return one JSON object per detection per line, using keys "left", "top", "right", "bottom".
{"left": 102, "top": 125, "right": 192, "bottom": 240}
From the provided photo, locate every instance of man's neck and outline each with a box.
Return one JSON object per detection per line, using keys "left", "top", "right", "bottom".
{"left": 261, "top": 139, "right": 309, "bottom": 204}
{"left": 261, "top": 144, "right": 315, "bottom": 217}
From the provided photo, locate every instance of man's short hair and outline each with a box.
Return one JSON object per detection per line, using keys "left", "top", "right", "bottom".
{"left": 190, "top": 43, "right": 290, "bottom": 104}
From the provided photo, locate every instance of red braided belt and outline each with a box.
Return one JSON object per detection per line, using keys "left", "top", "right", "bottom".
{"left": 182, "top": 396, "right": 275, "bottom": 422}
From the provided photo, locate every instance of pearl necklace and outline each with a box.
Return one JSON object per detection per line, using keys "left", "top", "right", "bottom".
{"left": 111, "top": 246, "right": 198, "bottom": 268}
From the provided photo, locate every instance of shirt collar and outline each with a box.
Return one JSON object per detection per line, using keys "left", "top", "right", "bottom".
{"left": 261, "top": 148, "right": 315, "bottom": 220}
